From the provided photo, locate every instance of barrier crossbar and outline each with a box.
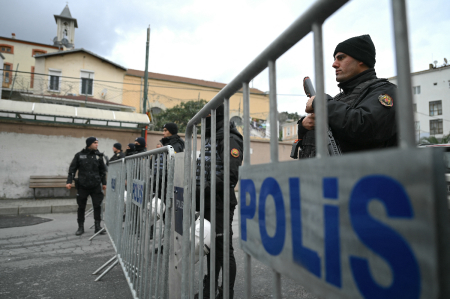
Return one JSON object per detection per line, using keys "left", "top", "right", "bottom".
{"left": 101, "top": 146, "right": 175, "bottom": 299}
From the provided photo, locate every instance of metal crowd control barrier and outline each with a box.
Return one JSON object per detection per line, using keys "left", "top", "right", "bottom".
{"left": 181, "top": 0, "right": 450, "bottom": 299}
{"left": 97, "top": 146, "right": 176, "bottom": 298}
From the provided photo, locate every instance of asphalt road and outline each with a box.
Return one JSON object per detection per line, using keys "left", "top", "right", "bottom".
{"left": 0, "top": 212, "right": 320, "bottom": 299}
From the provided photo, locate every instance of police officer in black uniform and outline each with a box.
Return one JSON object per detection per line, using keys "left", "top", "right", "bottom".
{"left": 66, "top": 137, "right": 107, "bottom": 236}
{"left": 297, "top": 34, "right": 397, "bottom": 157}
{"left": 125, "top": 143, "right": 136, "bottom": 156}
{"left": 161, "top": 122, "right": 185, "bottom": 153}
{"left": 134, "top": 137, "right": 147, "bottom": 154}
{"left": 109, "top": 143, "right": 125, "bottom": 163}
{"left": 194, "top": 104, "right": 243, "bottom": 299}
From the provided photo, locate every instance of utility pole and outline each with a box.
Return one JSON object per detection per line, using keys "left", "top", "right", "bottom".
{"left": 143, "top": 26, "right": 150, "bottom": 141}
{"left": 143, "top": 26, "right": 150, "bottom": 114}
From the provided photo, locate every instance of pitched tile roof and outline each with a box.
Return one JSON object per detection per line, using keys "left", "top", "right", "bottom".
{"left": 33, "top": 94, "right": 130, "bottom": 107}
{"left": 126, "top": 69, "right": 266, "bottom": 94}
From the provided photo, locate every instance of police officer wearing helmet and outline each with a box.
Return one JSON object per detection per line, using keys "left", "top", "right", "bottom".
{"left": 66, "top": 137, "right": 107, "bottom": 236}
{"left": 297, "top": 34, "right": 397, "bottom": 157}
{"left": 194, "top": 104, "right": 243, "bottom": 299}
{"left": 109, "top": 143, "right": 125, "bottom": 163}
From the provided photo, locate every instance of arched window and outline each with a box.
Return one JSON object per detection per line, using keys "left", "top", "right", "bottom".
{"left": 0, "top": 44, "right": 14, "bottom": 54}
{"left": 151, "top": 107, "right": 163, "bottom": 115}
{"left": 32, "top": 49, "right": 47, "bottom": 57}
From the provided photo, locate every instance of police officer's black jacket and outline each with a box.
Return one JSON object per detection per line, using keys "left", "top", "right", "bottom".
{"left": 109, "top": 151, "right": 125, "bottom": 162}
{"left": 67, "top": 148, "right": 107, "bottom": 189}
{"left": 298, "top": 68, "right": 397, "bottom": 155}
{"left": 196, "top": 120, "right": 244, "bottom": 206}
{"left": 160, "top": 134, "right": 185, "bottom": 153}
{"left": 125, "top": 149, "right": 136, "bottom": 156}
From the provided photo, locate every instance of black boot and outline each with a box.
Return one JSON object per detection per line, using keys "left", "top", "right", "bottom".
{"left": 216, "top": 286, "right": 233, "bottom": 299}
{"left": 95, "top": 221, "right": 106, "bottom": 235}
{"left": 75, "top": 224, "right": 84, "bottom": 236}
{"left": 194, "top": 275, "right": 216, "bottom": 299}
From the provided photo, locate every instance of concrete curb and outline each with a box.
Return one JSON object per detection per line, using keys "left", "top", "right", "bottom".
{"left": 0, "top": 202, "right": 93, "bottom": 215}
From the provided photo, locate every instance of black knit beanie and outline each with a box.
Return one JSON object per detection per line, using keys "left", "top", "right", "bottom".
{"left": 113, "top": 143, "right": 122, "bottom": 151}
{"left": 163, "top": 123, "right": 178, "bottom": 135}
{"left": 333, "top": 35, "right": 376, "bottom": 68}
{"left": 86, "top": 137, "right": 98, "bottom": 148}
{"left": 135, "top": 137, "right": 146, "bottom": 147}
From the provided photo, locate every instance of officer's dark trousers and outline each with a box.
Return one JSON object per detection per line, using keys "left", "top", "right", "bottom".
{"left": 77, "top": 185, "right": 104, "bottom": 224}
{"left": 205, "top": 205, "right": 237, "bottom": 293}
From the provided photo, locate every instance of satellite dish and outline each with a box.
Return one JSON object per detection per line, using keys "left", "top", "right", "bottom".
{"left": 101, "top": 88, "right": 107, "bottom": 98}
{"left": 434, "top": 60, "right": 438, "bottom": 67}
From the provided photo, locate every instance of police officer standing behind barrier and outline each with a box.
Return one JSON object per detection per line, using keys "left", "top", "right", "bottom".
{"left": 297, "top": 34, "right": 397, "bottom": 156}
{"left": 134, "top": 137, "right": 147, "bottom": 154}
{"left": 109, "top": 143, "right": 125, "bottom": 163}
{"left": 66, "top": 137, "right": 107, "bottom": 236}
{"left": 195, "top": 104, "right": 243, "bottom": 299}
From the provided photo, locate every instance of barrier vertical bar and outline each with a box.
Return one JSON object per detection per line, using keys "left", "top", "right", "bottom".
{"left": 223, "top": 98, "right": 230, "bottom": 299}
{"left": 190, "top": 125, "right": 198, "bottom": 299}
{"left": 273, "top": 270, "right": 282, "bottom": 299}
{"left": 162, "top": 150, "right": 174, "bottom": 299}
{"left": 391, "top": 0, "right": 415, "bottom": 148}
{"left": 242, "top": 82, "right": 252, "bottom": 299}
{"left": 268, "top": 60, "right": 279, "bottom": 163}
{"left": 144, "top": 155, "right": 156, "bottom": 299}
{"left": 312, "top": 22, "right": 327, "bottom": 158}
{"left": 182, "top": 125, "right": 193, "bottom": 298}
{"left": 210, "top": 108, "right": 217, "bottom": 299}
{"left": 155, "top": 152, "right": 167, "bottom": 298}
{"left": 199, "top": 117, "right": 206, "bottom": 299}
{"left": 149, "top": 153, "right": 161, "bottom": 297}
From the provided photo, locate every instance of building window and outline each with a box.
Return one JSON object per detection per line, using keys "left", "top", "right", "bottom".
{"left": 30, "top": 66, "right": 35, "bottom": 89}
{"left": 32, "top": 49, "right": 47, "bottom": 57}
{"left": 429, "top": 100, "right": 442, "bottom": 116}
{"left": 2, "top": 63, "right": 13, "bottom": 87}
{"left": 413, "top": 86, "right": 420, "bottom": 94}
{"left": 430, "top": 119, "right": 443, "bottom": 135}
{"left": 80, "top": 71, "right": 94, "bottom": 96}
{"left": 413, "top": 103, "right": 417, "bottom": 112}
{"left": 0, "top": 44, "right": 14, "bottom": 54}
{"left": 48, "top": 69, "right": 61, "bottom": 92}
{"left": 286, "top": 126, "right": 290, "bottom": 136}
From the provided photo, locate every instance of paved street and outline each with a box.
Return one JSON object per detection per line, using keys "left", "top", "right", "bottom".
{"left": 0, "top": 214, "right": 132, "bottom": 299}
{"left": 0, "top": 211, "right": 319, "bottom": 299}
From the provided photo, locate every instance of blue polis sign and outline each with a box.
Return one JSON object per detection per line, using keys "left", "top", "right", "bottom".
{"left": 131, "top": 179, "right": 144, "bottom": 208}
{"left": 239, "top": 148, "right": 449, "bottom": 299}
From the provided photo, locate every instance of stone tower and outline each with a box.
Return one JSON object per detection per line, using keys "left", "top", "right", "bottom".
{"left": 53, "top": 4, "right": 78, "bottom": 49}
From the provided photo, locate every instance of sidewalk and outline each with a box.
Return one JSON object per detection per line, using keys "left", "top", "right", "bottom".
{"left": 0, "top": 198, "right": 92, "bottom": 215}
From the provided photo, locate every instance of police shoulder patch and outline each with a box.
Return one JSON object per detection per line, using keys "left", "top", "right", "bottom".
{"left": 231, "top": 148, "right": 240, "bottom": 158}
{"left": 378, "top": 94, "right": 393, "bottom": 107}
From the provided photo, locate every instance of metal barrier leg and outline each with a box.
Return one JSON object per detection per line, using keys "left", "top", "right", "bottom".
{"left": 89, "top": 227, "right": 106, "bottom": 241}
{"left": 95, "top": 259, "right": 120, "bottom": 282}
{"left": 92, "top": 255, "right": 118, "bottom": 275}
{"left": 85, "top": 208, "right": 94, "bottom": 217}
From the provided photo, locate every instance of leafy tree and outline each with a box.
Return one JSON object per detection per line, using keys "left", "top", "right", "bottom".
{"left": 419, "top": 133, "right": 450, "bottom": 145}
{"left": 151, "top": 99, "right": 208, "bottom": 133}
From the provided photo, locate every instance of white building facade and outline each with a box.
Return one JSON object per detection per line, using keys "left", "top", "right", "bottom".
{"left": 389, "top": 64, "right": 450, "bottom": 140}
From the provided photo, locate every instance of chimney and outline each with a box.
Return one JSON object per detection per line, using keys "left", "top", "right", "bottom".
{"left": 429, "top": 63, "right": 434, "bottom": 69}
{"left": 11, "top": 33, "right": 16, "bottom": 39}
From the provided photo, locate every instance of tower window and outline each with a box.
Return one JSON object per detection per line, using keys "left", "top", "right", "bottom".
{"left": 413, "top": 85, "right": 420, "bottom": 94}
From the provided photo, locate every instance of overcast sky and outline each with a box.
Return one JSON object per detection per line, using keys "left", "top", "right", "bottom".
{"left": 1, "top": 0, "right": 449, "bottom": 114}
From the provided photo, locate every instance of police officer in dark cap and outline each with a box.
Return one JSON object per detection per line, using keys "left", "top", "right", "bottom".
{"left": 66, "top": 137, "right": 107, "bottom": 236}
{"left": 297, "top": 34, "right": 397, "bottom": 157}
{"left": 134, "top": 137, "right": 147, "bottom": 154}
{"left": 161, "top": 122, "right": 185, "bottom": 153}
{"left": 125, "top": 143, "right": 136, "bottom": 156}
{"left": 109, "top": 143, "right": 125, "bottom": 163}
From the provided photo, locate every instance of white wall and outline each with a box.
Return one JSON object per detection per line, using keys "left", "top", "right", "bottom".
{"left": 0, "top": 132, "right": 119, "bottom": 199}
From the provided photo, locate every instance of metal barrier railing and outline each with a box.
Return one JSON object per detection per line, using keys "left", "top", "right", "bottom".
{"left": 97, "top": 146, "right": 175, "bottom": 299}
{"left": 181, "top": 0, "right": 449, "bottom": 299}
